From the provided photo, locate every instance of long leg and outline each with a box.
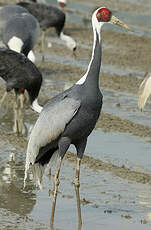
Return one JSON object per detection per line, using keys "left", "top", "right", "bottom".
{"left": 0, "top": 91, "right": 8, "bottom": 110}
{"left": 74, "top": 158, "right": 82, "bottom": 230}
{"left": 74, "top": 158, "right": 81, "bottom": 187}
{"left": 41, "top": 30, "right": 46, "bottom": 61}
{"left": 50, "top": 137, "right": 71, "bottom": 229}
{"left": 50, "top": 157, "right": 62, "bottom": 229}
{"left": 45, "top": 27, "right": 52, "bottom": 48}
{"left": 74, "top": 139, "right": 87, "bottom": 229}
{"left": 13, "top": 92, "right": 25, "bottom": 135}
{"left": 19, "top": 93, "right": 26, "bottom": 135}
{"left": 13, "top": 92, "right": 19, "bottom": 135}
{"left": 74, "top": 138, "right": 87, "bottom": 185}
{"left": 5, "top": 92, "right": 9, "bottom": 114}
{"left": 18, "top": 93, "right": 26, "bottom": 135}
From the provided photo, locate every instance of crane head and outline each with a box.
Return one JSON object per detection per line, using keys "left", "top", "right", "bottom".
{"left": 57, "top": 0, "right": 67, "bottom": 8}
{"left": 96, "top": 7, "right": 112, "bottom": 22}
{"left": 96, "top": 7, "right": 133, "bottom": 31}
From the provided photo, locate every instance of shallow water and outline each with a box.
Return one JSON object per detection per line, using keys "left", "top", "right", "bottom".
{"left": 1, "top": 0, "right": 151, "bottom": 229}
{"left": 103, "top": 88, "right": 151, "bottom": 127}
{"left": 41, "top": 48, "right": 146, "bottom": 78}
{"left": 1, "top": 69, "right": 151, "bottom": 229}
{"left": 1, "top": 133, "right": 151, "bottom": 229}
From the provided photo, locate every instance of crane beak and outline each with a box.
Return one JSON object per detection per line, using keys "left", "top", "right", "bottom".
{"left": 110, "top": 15, "right": 133, "bottom": 32}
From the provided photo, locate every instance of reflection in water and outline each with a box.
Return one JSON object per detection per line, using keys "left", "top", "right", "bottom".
{"left": 49, "top": 158, "right": 82, "bottom": 230}
{"left": 0, "top": 159, "right": 36, "bottom": 216}
{"left": 137, "top": 185, "right": 151, "bottom": 224}
{"left": 74, "top": 185, "right": 82, "bottom": 230}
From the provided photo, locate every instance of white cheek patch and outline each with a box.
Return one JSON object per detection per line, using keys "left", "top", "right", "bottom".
{"left": 31, "top": 98, "right": 43, "bottom": 113}
{"left": 7, "top": 36, "right": 23, "bottom": 53}
{"left": 27, "top": 50, "right": 36, "bottom": 63}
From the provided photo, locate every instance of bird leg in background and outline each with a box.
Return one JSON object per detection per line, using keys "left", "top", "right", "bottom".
{"left": 5, "top": 94, "right": 9, "bottom": 114}
{"left": 50, "top": 157, "right": 62, "bottom": 229}
{"left": 13, "top": 92, "right": 19, "bottom": 135}
{"left": 0, "top": 91, "right": 8, "bottom": 110}
{"left": 18, "top": 93, "right": 26, "bottom": 135}
{"left": 41, "top": 30, "right": 46, "bottom": 62}
{"left": 13, "top": 92, "right": 25, "bottom": 135}
{"left": 74, "top": 158, "right": 82, "bottom": 229}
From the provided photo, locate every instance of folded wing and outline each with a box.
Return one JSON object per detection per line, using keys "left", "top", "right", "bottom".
{"left": 24, "top": 96, "right": 81, "bottom": 187}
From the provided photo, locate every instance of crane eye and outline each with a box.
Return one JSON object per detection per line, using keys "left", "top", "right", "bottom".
{"left": 96, "top": 8, "right": 112, "bottom": 22}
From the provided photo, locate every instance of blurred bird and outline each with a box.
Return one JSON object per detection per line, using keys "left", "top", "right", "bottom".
{"left": 0, "top": 48, "right": 42, "bottom": 135}
{"left": 2, "top": 12, "right": 40, "bottom": 63}
{"left": 0, "top": 4, "right": 28, "bottom": 30}
{"left": 138, "top": 73, "right": 151, "bottom": 111}
{"left": 57, "top": 0, "right": 67, "bottom": 8}
{"left": 24, "top": 6, "right": 131, "bottom": 228}
{"left": 17, "top": 1, "right": 76, "bottom": 56}
{"left": 29, "top": 0, "right": 67, "bottom": 7}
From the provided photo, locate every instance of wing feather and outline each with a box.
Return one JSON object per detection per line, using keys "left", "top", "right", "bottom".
{"left": 24, "top": 97, "right": 80, "bottom": 186}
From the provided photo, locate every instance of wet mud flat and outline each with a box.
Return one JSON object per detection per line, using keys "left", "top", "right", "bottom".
{"left": 1, "top": 0, "right": 151, "bottom": 229}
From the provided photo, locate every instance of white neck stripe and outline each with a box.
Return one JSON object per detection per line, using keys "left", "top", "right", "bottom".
{"left": 27, "top": 50, "right": 35, "bottom": 63}
{"left": 76, "top": 15, "right": 103, "bottom": 85}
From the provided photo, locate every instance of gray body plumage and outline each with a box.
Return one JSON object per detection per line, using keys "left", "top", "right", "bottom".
{"left": 2, "top": 13, "right": 40, "bottom": 57}
{"left": 0, "top": 5, "right": 28, "bottom": 29}
{"left": 24, "top": 7, "right": 132, "bottom": 228}
{"left": 36, "top": 82, "right": 102, "bottom": 160}
{"left": 25, "top": 15, "right": 103, "bottom": 187}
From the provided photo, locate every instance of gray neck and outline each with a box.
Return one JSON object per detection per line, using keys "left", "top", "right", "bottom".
{"left": 86, "top": 29, "right": 101, "bottom": 85}
{"left": 76, "top": 27, "right": 102, "bottom": 87}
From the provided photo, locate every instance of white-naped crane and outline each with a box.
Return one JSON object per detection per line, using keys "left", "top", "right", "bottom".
{"left": 2, "top": 12, "right": 40, "bottom": 63}
{"left": 24, "top": 7, "right": 132, "bottom": 229}
{"left": 0, "top": 4, "right": 28, "bottom": 30}
{"left": 57, "top": 0, "right": 67, "bottom": 8}
{"left": 17, "top": 1, "right": 76, "bottom": 57}
{"left": 138, "top": 73, "right": 151, "bottom": 111}
{"left": 0, "top": 48, "right": 42, "bottom": 135}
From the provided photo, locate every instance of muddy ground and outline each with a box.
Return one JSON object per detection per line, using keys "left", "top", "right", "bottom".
{"left": 0, "top": 0, "right": 151, "bottom": 182}
{"left": 1, "top": 0, "right": 151, "bottom": 229}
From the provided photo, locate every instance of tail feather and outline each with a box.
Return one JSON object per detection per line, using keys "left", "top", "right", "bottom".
{"left": 35, "top": 146, "right": 59, "bottom": 165}
{"left": 138, "top": 73, "right": 151, "bottom": 110}
{"left": 24, "top": 148, "right": 59, "bottom": 189}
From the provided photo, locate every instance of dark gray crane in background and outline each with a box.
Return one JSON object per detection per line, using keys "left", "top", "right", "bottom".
{"left": 2, "top": 12, "right": 40, "bottom": 63}
{"left": 17, "top": 1, "right": 76, "bottom": 56}
{"left": 0, "top": 48, "right": 42, "bottom": 135}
